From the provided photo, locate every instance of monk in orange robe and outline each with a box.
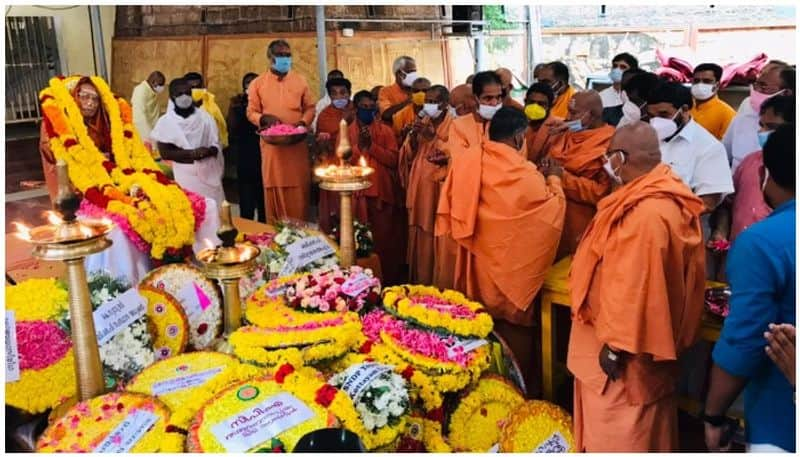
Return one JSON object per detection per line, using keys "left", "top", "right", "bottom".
{"left": 378, "top": 56, "right": 417, "bottom": 124}
{"left": 538, "top": 61, "right": 575, "bottom": 119}
{"left": 392, "top": 77, "right": 431, "bottom": 144}
{"left": 314, "top": 77, "right": 368, "bottom": 234}
{"left": 496, "top": 67, "right": 525, "bottom": 111}
{"left": 437, "top": 107, "right": 566, "bottom": 390}
{"left": 247, "top": 40, "right": 315, "bottom": 223}
{"left": 40, "top": 77, "right": 112, "bottom": 201}
{"left": 541, "top": 90, "right": 615, "bottom": 259}
{"left": 523, "top": 82, "right": 563, "bottom": 163}
{"left": 567, "top": 122, "right": 705, "bottom": 452}
{"left": 350, "top": 90, "right": 406, "bottom": 285}
{"left": 399, "top": 85, "right": 453, "bottom": 285}
{"left": 433, "top": 75, "right": 500, "bottom": 290}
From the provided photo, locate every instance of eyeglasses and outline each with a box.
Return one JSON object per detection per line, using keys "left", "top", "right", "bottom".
{"left": 78, "top": 92, "right": 100, "bottom": 103}
{"left": 753, "top": 80, "right": 781, "bottom": 94}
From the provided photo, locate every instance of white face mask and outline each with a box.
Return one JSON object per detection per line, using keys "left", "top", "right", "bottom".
{"left": 154, "top": 85, "right": 165, "bottom": 94}
{"left": 478, "top": 103, "right": 501, "bottom": 120}
{"left": 402, "top": 71, "right": 419, "bottom": 87}
{"left": 650, "top": 109, "right": 682, "bottom": 142}
{"left": 422, "top": 103, "right": 442, "bottom": 118}
{"left": 691, "top": 83, "right": 715, "bottom": 101}
{"left": 602, "top": 151, "right": 625, "bottom": 184}
{"left": 449, "top": 106, "right": 459, "bottom": 118}
{"left": 174, "top": 94, "right": 194, "bottom": 109}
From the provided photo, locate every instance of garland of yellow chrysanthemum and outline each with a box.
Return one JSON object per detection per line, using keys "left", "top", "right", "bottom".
{"left": 5, "top": 279, "right": 76, "bottom": 415}
{"left": 383, "top": 285, "right": 494, "bottom": 338}
{"left": 125, "top": 352, "right": 265, "bottom": 430}
{"left": 230, "top": 320, "right": 362, "bottom": 367}
{"left": 448, "top": 375, "right": 525, "bottom": 452}
{"left": 39, "top": 76, "right": 196, "bottom": 259}
{"left": 498, "top": 400, "right": 576, "bottom": 452}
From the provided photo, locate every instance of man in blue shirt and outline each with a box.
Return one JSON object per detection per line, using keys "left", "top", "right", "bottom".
{"left": 704, "top": 123, "right": 796, "bottom": 452}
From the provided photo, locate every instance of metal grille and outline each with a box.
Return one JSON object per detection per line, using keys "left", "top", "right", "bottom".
{"left": 5, "top": 16, "right": 61, "bottom": 123}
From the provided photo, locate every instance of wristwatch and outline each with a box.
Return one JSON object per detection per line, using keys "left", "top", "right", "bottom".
{"left": 700, "top": 412, "right": 728, "bottom": 427}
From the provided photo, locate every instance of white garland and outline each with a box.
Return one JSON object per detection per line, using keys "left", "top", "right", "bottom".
{"left": 329, "top": 368, "right": 410, "bottom": 432}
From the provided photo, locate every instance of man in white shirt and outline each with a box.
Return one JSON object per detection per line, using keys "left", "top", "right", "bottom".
{"left": 311, "top": 69, "right": 344, "bottom": 132}
{"left": 130, "top": 71, "right": 165, "bottom": 150}
{"left": 723, "top": 61, "right": 793, "bottom": 173}
{"left": 599, "top": 52, "right": 638, "bottom": 109}
{"left": 646, "top": 81, "right": 734, "bottom": 213}
{"left": 151, "top": 78, "right": 225, "bottom": 205}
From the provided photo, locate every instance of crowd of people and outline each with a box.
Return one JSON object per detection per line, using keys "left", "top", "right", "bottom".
{"left": 42, "top": 38, "right": 795, "bottom": 452}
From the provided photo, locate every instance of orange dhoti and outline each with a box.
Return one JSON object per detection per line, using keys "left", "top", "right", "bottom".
{"left": 366, "top": 197, "right": 407, "bottom": 286}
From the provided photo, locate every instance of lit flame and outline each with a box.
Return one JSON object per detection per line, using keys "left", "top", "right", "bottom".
{"left": 12, "top": 222, "right": 32, "bottom": 241}
{"left": 238, "top": 249, "right": 249, "bottom": 262}
{"left": 358, "top": 156, "right": 367, "bottom": 168}
{"left": 99, "top": 217, "right": 113, "bottom": 227}
{"left": 203, "top": 238, "right": 216, "bottom": 251}
{"left": 79, "top": 225, "right": 94, "bottom": 238}
{"left": 44, "top": 210, "right": 63, "bottom": 225}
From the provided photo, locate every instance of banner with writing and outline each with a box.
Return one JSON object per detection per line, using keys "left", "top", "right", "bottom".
{"left": 340, "top": 273, "right": 373, "bottom": 298}
{"left": 286, "top": 236, "right": 335, "bottom": 268}
{"left": 210, "top": 393, "right": 314, "bottom": 453}
{"left": 176, "top": 282, "right": 212, "bottom": 319}
{"left": 94, "top": 410, "right": 159, "bottom": 453}
{"left": 534, "top": 432, "right": 569, "bottom": 453}
{"left": 340, "top": 363, "right": 392, "bottom": 400}
{"left": 446, "top": 338, "right": 488, "bottom": 359}
{"left": 151, "top": 367, "right": 224, "bottom": 396}
{"left": 5, "top": 311, "right": 20, "bottom": 383}
{"left": 93, "top": 289, "right": 147, "bottom": 345}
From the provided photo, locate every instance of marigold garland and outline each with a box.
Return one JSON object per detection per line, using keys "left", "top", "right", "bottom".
{"left": 125, "top": 352, "right": 264, "bottom": 430}
{"left": 187, "top": 374, "right": 336, "bottom": 452}
{"left": 448, "top": 375, "right": 525, "bottom": 452}
{"left": 139, "top": 285, "right": 190, "bottom": 360}
{"left": 36, "top": 392, "right": 171, "bottom": 453}
{"left": 382, "top": 285, "right": 494, "bottom": 338}
{"left": 5, "top": 279, "right": 76, "bottom": 414}
{"left": 39, "top": 75, "right": 197, "bottom": 260}
{"left": 498, "top": 400, "right": 576, "bottom": 453}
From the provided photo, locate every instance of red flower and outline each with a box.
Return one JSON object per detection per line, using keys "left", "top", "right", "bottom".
{"left": 425, "top": 407, "right": 444, "bottom": 423}
{"left": 116, "top": 402, "right": 124, "bottom": 412}
{"left": 84, "top": 187, "right": 110, "bottom": 208}
{"left": 366, "top": 291, "right": 379, "bottom": 303}
{"left": 63, "top": 138, "right": 77, "bottom": 148}
{"left": 197, "top": 323, "right": 208, "bottom": 335}
{"left": 165, "top": 425, "right": 182, "bottom": 433}
{"left": 401, "top": 365, "right": 415, "bottom": 381}
{"left": 123, "top": 130, "right": 133, "bottom": 139}
{"left": 274, "top": 364, "right": 295, "bottom": 384}
{"left": 314, "top": 384, "right": 338, "bottom": 407}
{"left": 359, "top": 340, "right": 373, "bottom": 354}
{"left": 333, "top": 277, "right": 346, "bottom": 285}
{"left": 42, "top": 117, "right": 56, "bottom": 138}
{"left": 122, "top": 168, "right": 135, "bottom": 175}
{"left": 102, "top": 160, "right": 115, "bottom": 173}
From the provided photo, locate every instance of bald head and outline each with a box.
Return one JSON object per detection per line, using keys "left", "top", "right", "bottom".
{"left": 609, "top": 122, "right": 662, "bottom": 183}
{"left": 450, "top": 84, "right": 476, "bottom": 116}
{"left": 496, "top": 67, "right": 513, "bottom": 90}
{"left": 567, "top": 90, "right": 604, "bottom": 128}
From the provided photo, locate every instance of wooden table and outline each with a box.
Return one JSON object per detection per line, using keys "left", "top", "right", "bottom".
{"left": 540, "top": 256, "right": 725, "bottom": 405}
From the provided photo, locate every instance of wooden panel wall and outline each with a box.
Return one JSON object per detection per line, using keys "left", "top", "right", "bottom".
{"left": 111, "top": 37, "right": 202, "bottom": 102}
{"left": 111, "top": 32, "right": 447, "bottom": 118}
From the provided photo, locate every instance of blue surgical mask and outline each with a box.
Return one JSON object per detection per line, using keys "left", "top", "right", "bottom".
{"left": 357, "top": 107, "right": 376, "bottom": 125}
{"left": 609, "top": 68, "right": 624, "bottom": 83}
{"left": 565, "top": 119, "right": 584, "bottom": 132}
{"left": 757, "top": 130, "right": 773, "bottom": 149}
{"left": 332, "top": 98, "right": 349, "bottom": 109}
{"left": 272, "top": 56, "right": 292, "bottom": 74}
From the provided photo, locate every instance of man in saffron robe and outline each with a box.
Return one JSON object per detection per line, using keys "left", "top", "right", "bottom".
{"left": 392, "top": 77, "right": 431, "bottom": 143}
{"left": 431, "top": 83, "right": 476, "bottom": 289}
{"left": 496, "top": 67, "right": 525, "bottom": 111}
{"left": 349, "top": 90, "right": 405, "bottom": 285}
{"left": 523, "top": 82, "right": 562, "bottom": 163}
{"left": 40, "top": 77, "right": 112, "bottom": 201}
{"left": 247, "top": 39, "right": 316, "bottom": 223}
{"left": 567, "top": 122, "right": 705, "bottom": 452}
{"left": 399, "top": 85, "right": 452, "bottom": 285}
{"left": 538, "top": 61, "right": 575, "bottom": 119}
{"left": 541, "top": 90, "right": 615, "bottom": 259}
{"left": 314, "top": 77, "right": 367, "bottom": 234}
{"left": 433, "top": 74, "right": 502, "bottom": 290}
{"left": 436, "top": 107, "right": 566, "bottom": 389}
{"left": 378, "top": 56, "right": 417, "bottom": 123}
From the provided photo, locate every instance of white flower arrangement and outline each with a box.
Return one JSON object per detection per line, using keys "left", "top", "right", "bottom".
{"left": 329, "top": 364, "right": 410, "bottom": 432}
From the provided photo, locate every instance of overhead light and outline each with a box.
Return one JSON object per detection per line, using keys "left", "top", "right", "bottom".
{"left": 342, "top": 28, "right": 354, "bottom": 37}
{"left": 443, "top": 26, "right": 453, "bottom": 35}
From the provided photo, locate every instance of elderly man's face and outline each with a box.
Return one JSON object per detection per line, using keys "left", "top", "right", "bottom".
{"left": 754, "top": 66, "right": 784, "bottom": 95}
{"left": 77, "top": 84, "right": 100, "bottom": 118}
{"left": 566, "top": 97, "right": 591, "bottom": 124}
